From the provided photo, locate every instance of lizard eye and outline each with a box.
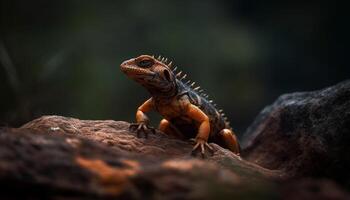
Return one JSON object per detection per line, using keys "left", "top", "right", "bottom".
{"left": 137, "top": 59, "right": 154, "bottom": 68}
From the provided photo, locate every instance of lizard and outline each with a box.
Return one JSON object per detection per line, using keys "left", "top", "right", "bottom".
{"left": 120, "top": 55, "right": 240, "bottom": 156}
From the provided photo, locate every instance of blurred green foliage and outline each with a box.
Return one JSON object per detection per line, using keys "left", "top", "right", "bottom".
{"left": 0, "top": 0, "right": 347, "bottom": 136}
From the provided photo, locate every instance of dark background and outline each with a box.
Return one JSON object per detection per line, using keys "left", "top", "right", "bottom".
{"left": 0, "top": 0, "right": 347, "bottom": 138}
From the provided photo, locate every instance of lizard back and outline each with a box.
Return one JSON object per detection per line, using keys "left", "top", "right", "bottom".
{"left": 169, "top": 79, "right": 231, "bottom": 138}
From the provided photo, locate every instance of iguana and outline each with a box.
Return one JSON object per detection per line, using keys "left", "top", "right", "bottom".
{"left": 120, "top": 55, "right": 240, "bottom": 156}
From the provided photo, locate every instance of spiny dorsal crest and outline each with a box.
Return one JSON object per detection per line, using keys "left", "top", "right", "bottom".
{"left": 155, "top": 55, "right": 172, "bottom": 68}
{"left": 155, "top": 55, "right": 205, "bottom": 96}
{"left": 154, "top": 54, "right": 230, "bottom": 125}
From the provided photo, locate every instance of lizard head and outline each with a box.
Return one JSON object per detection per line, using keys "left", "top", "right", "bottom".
{"left": 120, "top": 55, "right": 177, "bottom": 97}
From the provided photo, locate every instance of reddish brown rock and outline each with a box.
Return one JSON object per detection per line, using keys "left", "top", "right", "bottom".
{"left": 1, "top": 78, "right": 350, "bottom": 200}
{"left": 0, "top": 115, "right": 278, "bottom": 199}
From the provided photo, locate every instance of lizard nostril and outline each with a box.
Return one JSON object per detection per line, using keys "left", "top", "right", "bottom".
{"left": 120, "top": 60, "right": 128, "bottom": 67}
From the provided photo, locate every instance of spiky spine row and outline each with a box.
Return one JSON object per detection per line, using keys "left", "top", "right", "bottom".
{"left": 154, "top": 54, "right": 230, "bottom": 125}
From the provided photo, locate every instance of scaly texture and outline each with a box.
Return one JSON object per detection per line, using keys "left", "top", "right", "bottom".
{"left": 120, "top": 55, "right": 240, "bottom": 156}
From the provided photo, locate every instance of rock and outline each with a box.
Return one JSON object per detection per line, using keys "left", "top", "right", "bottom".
{"left": 280, "top": 178, "right": 350, "bottom": 200}
{"left": 0, "top": 116, "right": 279, "bottom": 199}
{"left": 242, "top": 80, "right": 350, "bottom": 183}
{"left": 1, "top": 80, "right": 350, "bottom": 199}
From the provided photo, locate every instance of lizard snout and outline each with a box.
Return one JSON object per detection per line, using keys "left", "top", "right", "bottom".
{"left": 120, "top": 58, "right": 135, "bottom": 72}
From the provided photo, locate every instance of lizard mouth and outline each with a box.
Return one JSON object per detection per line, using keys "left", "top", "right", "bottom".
{"left": 120, "top": 63, "right": 155, "bottom": 77}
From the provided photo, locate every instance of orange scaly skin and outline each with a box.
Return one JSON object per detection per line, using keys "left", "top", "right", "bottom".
{"left": 120, "top": 55, "right": 240, "bottom": 156}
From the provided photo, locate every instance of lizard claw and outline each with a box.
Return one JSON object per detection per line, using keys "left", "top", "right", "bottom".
{"left": 190, "top": 138, "right": 214, "bottom": 158}
{"left": 129, "top": 122, "right": 156, "bottom": 138}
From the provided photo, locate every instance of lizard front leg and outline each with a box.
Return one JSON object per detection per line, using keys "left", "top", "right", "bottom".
{"left": 186, "top": 104, "right": 213, "bottom": 156}
{"left": 129, "top": 98, "right": 156, "bottom": 138}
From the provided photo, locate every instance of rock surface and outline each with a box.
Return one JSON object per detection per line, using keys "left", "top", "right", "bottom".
{"left": 0, "top": 80, "right": 349, "bottom": 199}
{"left": 242, "top": 80, "right": 350, "bottom": 183}
{"left": 0, "top": 116, "right": 279, "bottom": 200}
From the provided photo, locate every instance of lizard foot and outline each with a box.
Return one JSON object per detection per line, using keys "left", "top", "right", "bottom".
{"left": 129, "top": 122, "right": 156, "bottom": 138}
{"left": 190, "top": 138, "right": 214, "bottom": 158}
